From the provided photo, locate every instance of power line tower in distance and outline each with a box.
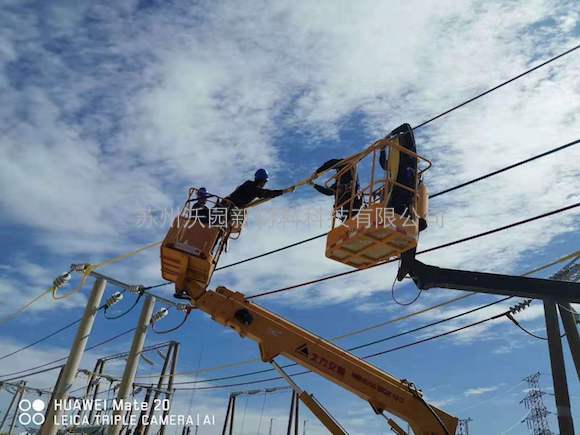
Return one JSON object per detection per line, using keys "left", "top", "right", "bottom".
{"left": 457, "top": 417, "right": 473, "bottom": 435}
{"left": 520, "top": 372, "right": 554, "bottom": 435}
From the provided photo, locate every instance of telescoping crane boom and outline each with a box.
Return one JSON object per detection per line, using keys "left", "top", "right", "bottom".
{"left": 190, "top": 285, "right": 458, "bottom": 435}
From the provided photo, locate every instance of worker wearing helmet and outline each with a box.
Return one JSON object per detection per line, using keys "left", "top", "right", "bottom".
{"left": 224, "top": 169, "right": 290, "bottom": 209}
{"left": 187, "top": 187, "right": 210, "bottom": 224}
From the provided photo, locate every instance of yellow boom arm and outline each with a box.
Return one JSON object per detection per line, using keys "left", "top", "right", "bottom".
{"left": 192, "top": 286, "right": 458, "bottom": 435}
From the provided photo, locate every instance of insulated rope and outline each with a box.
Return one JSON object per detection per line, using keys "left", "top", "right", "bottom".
{"left": 53, "top": 240, "right": 162, "bottom": 300}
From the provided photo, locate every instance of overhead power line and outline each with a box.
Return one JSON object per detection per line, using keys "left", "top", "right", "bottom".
{"left": 144, "top": 43, "right": 577, "bottom": 172}
{"left": 0, "top": 318, "right": 82, "bottom": 362}
{"left": 429, "top": 138, "right": 580, "bottom": 199}
{"left": 135, "top": 249, "right": 577, "bottom": 381}
{"left": 412, "top": 43, "right": 580, "bottom": 130}
{"left": 6, "top": 208, "right": 576, "bottom": 384}
{"left": 1, "top": 44, "right": 577, "bottom": 325}
{"left": 215, "top": 233, "right": 328, "bottom": 271}
{"left": 361, "top": 306, "right": 513, "bottom": 359}
{"left": 508, "top": 320, "right": 553, "bottom": 341}
{"left": 3, "top": 74, "right": 578, "bottom": 379}
{"left": 161, "top": 296, "right": 513, "bottom": 387}
{"left": 86, "top": 251, "right": 573, "bottom": 392}
{"left": 146, "top": 19, "right": 580, "bottom": 283}
{"left": 171, "top": 303, "right": 521, "bottom": 392}
{"left": 209, "top": 139, "right": 580, "bottom": 274}
{"left": 0, "top": 365, "right": 65, "bottom": 383}
{"left": 1, "top": 43, "right": 577, "bottom": 404}
{"left": 246, "top": 202, "right": 580, "bottom": 299}
{"left": 136, "top": 293, "right": 478, "bottom": 380}
{"left": 0, "top": 327, "right": 136, "bottom": 380}
{"left": 0, "top": 295, "right": 129, "bottom": 362}
{"left": 145, "top": 137, "right": 579, "bottom": 291}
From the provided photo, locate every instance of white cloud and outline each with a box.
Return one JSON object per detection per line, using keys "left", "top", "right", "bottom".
{"left": 2, "top": 0, "right": 577, "bottom": 245}
{"left": 464, "top": 385, "right": 500, "bottom": 397}
{"left": 1, "top": 8, "right": 579, "bottom": 431}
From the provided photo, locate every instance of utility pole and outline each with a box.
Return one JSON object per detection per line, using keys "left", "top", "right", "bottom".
{"left": 268, "top": 417, "right": 274, "bottom": 435}
{"left": 108, "top": 295, "right": 156, "bottom": 435}
{"left": 136, "top": 386, "right": 153, "bottom": 435}
{"left": 0, "top": 381, "right": 23, "bottom": 431}
{"left": 43, "top": 367, "right": 64, "bottom": 425}
{"left": 222, "top": 388, "right": 289, "bottom": 435}
{"left": 0, "top": 381, "right": 26, "bottom": 433}
{"left": 221, "top": 394, "right": 237, "bottom": 435}
{"left": 559, "top": 302, "right": 580, "bottom": 379}
{"left": 8, "top": 381, "right": 26, "bottom": 434}
{"left": 553, "top": 262, "right": 580, "bottom": 379}
{"left": 141, "top": 342, "right": 174, "bottom": 435}
{"left": 159, "top": 341, "right": 179, "bottom": 435}
{"left": 542, "top": 262, "right": 578, "bottom": 435}
{"left": 87, "top": 360, "right": 105, "bottom": 424}
{"left": 43, "top": 277, "right": 108, "bottom": 435}
{"left": 294, "top": 391, "right": 299, "bottom": 435}
{"left": 521, "top": 372, "right": 554, "bottom": 435}
{"left": 544, "top": 299, "right": 575, "bottom": 435}
{"left": 286, "top": 390, "right": 300, "bottom": 435}
{"left": 287, "top": 391, "right": 295, "bottom": 435}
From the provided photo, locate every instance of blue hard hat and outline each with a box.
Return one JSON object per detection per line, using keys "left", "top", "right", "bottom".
{"left": 197, "top": 187, "right": 208, "bottom": 198}
{"left": 254, "top": 168, "right": 269, "bottom": 181}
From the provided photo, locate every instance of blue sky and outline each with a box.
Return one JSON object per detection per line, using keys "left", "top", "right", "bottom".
{"left": 0, "top": 1, "right": 579, "bottom": 434}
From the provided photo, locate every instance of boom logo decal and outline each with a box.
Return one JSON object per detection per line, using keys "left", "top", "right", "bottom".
{"left": 296, "top": 344, "right": 309, "bottom": 357}
{"left": 294, "top": 344, "right": 346, "bottom": 377}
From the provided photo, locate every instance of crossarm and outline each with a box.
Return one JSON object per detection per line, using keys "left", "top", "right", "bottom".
{"left": 409, "top": 260, "right": 580, "bottom": 303}
{"left": 193, "top": 286, "right": 458, "bottom": 435}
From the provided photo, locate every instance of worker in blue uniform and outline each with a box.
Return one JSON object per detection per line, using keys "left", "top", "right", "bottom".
{"left": 208, "top": 168, "right": 293, "bottom": 231}
{"left": 224, "top": 169, "right": 290, "bottom": 208}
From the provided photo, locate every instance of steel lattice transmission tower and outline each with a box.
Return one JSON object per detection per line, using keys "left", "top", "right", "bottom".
{"left": 457, "top": 417, "right": 473, "bottom": 435}
{"left": 520, "top": 372, "right": 554, "bottom": 435}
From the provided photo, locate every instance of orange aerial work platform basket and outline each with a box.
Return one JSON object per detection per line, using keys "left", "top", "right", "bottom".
{"left": 160, "top": 188, "right": 245, "bottom": 299}
{"left": 324, "top": 124, "right": 430, "bottom": 269}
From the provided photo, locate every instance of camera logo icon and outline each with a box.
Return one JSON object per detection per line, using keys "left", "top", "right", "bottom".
{"left": 18, "top": 399, "right": 46, "bottom": 425}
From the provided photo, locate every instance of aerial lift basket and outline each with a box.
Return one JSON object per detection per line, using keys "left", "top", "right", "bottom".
{"left": 325, "top": 125, "right": 430, "bottom": 269}
{"left": 160, "top": 188, "right": 243, "bottom": 298}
